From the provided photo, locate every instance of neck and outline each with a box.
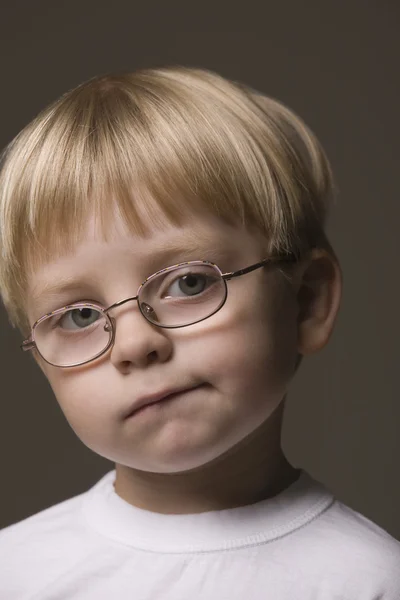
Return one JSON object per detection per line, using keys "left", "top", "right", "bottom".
{"left": 114, "top": 403, "right": 301, "bottom": 514}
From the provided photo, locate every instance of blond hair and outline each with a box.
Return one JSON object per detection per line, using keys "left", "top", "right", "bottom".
{"left": 0, "top": 66, "right": 334, "bottom": 333}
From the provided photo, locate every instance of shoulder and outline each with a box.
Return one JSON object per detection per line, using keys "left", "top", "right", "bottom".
{"left": 314, "top": 498, "right": 400, "bottom": 589}
{"left": 0, "top": 490, "right": 86, "bottom": 542}
{"left": 0, "top": 489, "right": 98, "bottom": 597}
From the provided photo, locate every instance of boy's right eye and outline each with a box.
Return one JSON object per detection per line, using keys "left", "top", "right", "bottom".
{"left": 53, "top": 307, "right": 102, "bottom": 330}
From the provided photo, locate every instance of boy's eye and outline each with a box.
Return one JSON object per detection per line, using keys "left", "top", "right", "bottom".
{"left": 163, "top": 273, "right": 217, "bottom": 298}
{"left": 56, "top": 307, "right": 101, "bottom": 330}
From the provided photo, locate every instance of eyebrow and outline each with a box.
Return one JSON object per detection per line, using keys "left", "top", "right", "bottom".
{"left": 29, "top": 237, "right": 234, "bottom": 306}
{"left": 31, "top": 278, "right": 90, "bottom": 304}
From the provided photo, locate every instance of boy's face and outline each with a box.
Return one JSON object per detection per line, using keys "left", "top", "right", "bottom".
{"left": 25, "top": 208, "right": 300, "bottom": 475}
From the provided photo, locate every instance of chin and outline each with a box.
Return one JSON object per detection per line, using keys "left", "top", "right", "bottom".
{"left": 121, "top": 443, "right": 230, "bottom": 474}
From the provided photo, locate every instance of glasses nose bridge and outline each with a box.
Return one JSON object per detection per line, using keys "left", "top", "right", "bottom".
{"left": 104, "top": 294, "right": 140, "bottom": 316}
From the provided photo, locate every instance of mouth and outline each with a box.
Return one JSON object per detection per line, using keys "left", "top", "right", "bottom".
{"left": 124, "top": 384, "right": 206, "bottom": 419}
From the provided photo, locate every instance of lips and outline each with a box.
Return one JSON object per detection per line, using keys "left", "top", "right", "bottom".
{"left": 124, "top": 384, "right": 203, "bottom": 419}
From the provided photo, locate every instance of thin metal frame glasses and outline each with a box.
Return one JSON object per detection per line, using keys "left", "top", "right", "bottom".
{"left": 21, "top": 256, "right": 296, "bottom": 368}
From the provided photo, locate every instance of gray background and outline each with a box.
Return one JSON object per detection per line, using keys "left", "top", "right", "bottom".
{"left": 1, "top": 1, "right": 399, "bottom": 540}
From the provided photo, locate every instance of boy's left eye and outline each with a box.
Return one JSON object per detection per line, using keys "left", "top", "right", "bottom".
{"left": 164, "top": 273, "right": 213, "bottom": 297}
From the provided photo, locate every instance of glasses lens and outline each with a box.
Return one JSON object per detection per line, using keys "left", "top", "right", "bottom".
{"left": 139, "top": 263, "right": 227, "bottom": 327}
{"left": 34, "top": 305, "right": 112, "bottom": 367}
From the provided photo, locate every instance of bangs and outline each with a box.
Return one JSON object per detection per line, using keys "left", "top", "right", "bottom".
{"left": 0, "top": 67, "right": 333, "bottom": 331}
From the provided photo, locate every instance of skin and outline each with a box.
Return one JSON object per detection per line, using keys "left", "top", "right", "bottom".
{"left": 26, "top": 208, "right": 342, "bottom": 514}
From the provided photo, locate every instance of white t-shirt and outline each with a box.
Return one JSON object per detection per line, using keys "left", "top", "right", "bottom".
{"left": 1, "top": 469, "right": 399, "bottom": 599}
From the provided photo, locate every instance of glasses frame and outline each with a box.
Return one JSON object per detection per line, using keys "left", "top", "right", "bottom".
{"left": 21, "top": 255, "right": 296, "bottom": 368}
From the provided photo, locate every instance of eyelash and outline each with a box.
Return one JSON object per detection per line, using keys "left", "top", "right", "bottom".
{"left": 44, "top": 299, "right": 102, "bottom": 317}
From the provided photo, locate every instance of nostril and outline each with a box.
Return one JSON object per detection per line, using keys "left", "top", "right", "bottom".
{"left": 147, "top": 350, "right": 158, "bottom": 364}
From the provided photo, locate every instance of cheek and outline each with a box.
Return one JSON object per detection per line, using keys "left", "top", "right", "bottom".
{"left": 184, "top": 286, "right": 299, "bottom": 398}
{"left": 42, "top": 366, "right": 114, "bottom": 444}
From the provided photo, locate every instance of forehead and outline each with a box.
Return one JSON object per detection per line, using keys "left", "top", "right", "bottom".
{"left": 64, "top": 208, "right": 262, "bottom": 259}
{"left": 37, "top": 202, "right": 265, "bottom": 259}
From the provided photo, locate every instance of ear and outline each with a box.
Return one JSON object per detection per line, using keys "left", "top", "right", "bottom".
{"left": 295, "top": 248, "right": 342, "bottom": 355}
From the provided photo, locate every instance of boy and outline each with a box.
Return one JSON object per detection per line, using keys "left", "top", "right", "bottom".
{"left": 0, "top": 66, "right": 399, "bottom": 599}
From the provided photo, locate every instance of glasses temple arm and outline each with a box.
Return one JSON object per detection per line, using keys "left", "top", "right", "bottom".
{"left": 222, "top": 255, "right": 297, "bottom": 281}
{"left": 20, "top": 339, "right": 35, "bottom": 352}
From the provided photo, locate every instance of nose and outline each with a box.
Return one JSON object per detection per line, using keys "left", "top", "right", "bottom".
{"left": 108, "top": 301, "right": 173, "bottom": 372}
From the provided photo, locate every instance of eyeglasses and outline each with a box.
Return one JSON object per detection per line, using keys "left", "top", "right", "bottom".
{"left": 21, "top": 256, "right": 296, "bottom": 368}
